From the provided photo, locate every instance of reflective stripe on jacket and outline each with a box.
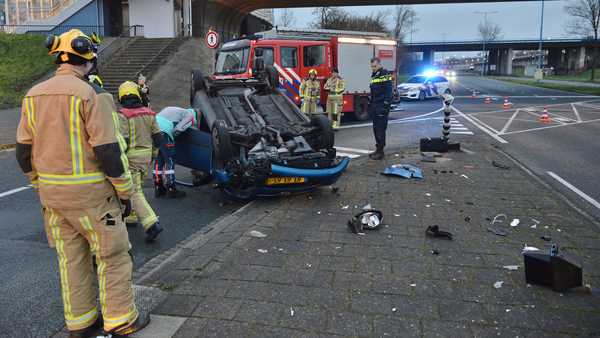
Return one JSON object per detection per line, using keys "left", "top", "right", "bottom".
{"left": 16, "top": 67, "right": 133, "bottom": 209}
{"left": 370, "top": 68, "right": 393, "bottom": 104}
{"left": 118, "top": 107, "right": 161, "bottom": 168}
{"left": 299, "top": 78, "right": 320, "bottom": 100}
{"left": 324, "top": 76, "right": 346, "bottom": 98}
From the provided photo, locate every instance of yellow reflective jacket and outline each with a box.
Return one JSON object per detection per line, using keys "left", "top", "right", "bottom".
{"left": 16, "top": 67, "right": 133, "bottom": 209}
{"left": 299, "top": 78, "right": 320, "bottom": 100}
{"left": 118, "top": 106, "right": 161, "bottom": 169}
{"left": 324, "top": 76, "right": 346, "bottom": 98}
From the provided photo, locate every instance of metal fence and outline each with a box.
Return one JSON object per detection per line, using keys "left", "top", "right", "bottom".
{"left": 0, "top": 24, "right": 143, "bottom": 37}
{"left": 97, "top": 26, "right": 144, "bottom": 67}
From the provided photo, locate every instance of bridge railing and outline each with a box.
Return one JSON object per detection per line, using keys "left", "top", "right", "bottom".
{"left": 0, "top": 24, "right": 140, "bottom": 37}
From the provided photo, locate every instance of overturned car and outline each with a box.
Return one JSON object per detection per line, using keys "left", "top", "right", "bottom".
{"left": 176, "top": 61, "right": 349, "bottom": 198}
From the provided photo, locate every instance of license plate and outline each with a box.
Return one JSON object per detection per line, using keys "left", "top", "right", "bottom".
{"left": 267, "top": 177, "right": 307, "bottom": 185}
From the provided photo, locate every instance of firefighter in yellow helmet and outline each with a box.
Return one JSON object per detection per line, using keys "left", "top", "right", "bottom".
{"left": 117, "top": 81, "right": 163, "bottom": 242}
{"left": 324, "top": 67, "right": 346, "bottom": 130}
{"left": 15, "top": 30, "right": 150, "bottom": 337}
{"left": 299, "top": 69, "right": 320, "bottom": 118}
{"left": 87, "top": 32, "right": 103, "bottom": 87}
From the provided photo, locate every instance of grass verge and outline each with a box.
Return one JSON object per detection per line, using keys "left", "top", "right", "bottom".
{"left": 494, "top": 77, "right": 600, "bottom": 96}
{"left": 0, "top": 33, "right": 57, "bottom": 109}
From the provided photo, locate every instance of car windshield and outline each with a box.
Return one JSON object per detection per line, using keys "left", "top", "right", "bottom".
{"left": 405, "top": 76, "right": 428, "bottom": 84}
{"left": 215, "top": 47, "right": 250, "bottom": 75}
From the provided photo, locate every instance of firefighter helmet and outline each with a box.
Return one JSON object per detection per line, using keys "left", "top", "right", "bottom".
{"left": 45, "top": 29, "right": 95, "bottom": 61}
{"left": 118, "top": 81, "right": 141, "bottom": 103}
{"left": 308, "top": 69, "right": 317, "bottom": 77}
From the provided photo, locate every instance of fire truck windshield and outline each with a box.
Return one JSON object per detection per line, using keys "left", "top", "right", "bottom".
{"left": 215, "top": 47, "right": 250, "bottom": 75}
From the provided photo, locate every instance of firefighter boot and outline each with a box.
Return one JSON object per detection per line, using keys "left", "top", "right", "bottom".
{"left": 145, "top": 222, "right": 163, "bottom": 242}
{"left": 332, "top": 121, "right": 339, "bottom": 130}
{"left": 112, "top": 312, "right": 151, "bottom": 336}
{"left": 166, "top": 183, "right": 186, "bottom": 199}
{"left": 369, "top": 147, "right": 385, "bottom": 160}
{"left": 154, "top": 179, "right": 166, "bottom": 197}
{"left": 69, "top": 315, "right": 103, "bottom": 338}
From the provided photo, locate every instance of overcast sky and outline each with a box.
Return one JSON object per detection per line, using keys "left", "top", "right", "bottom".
{"left": 275, "top": 1, "right": 575, "bottom": 42}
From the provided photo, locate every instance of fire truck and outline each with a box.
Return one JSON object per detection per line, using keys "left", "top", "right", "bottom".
{"left": 212, "top": 28, "right": 400, "bottom": 121}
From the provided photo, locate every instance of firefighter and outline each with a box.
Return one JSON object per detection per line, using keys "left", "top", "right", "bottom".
{"left": 87, "top": 32, "right": 103, "bottom": 88}
{"left": 369, "top": 57, "right": 393, "bottom": 160}
{"left": 299, "top": 69, "right": 320, "bottom": 118}
{"left": 324, "top": 67, "right": 346, "bottom": 130}
{"left": 16, "top": 29, "right": 149, "bottom": 337}
{"left": 117, "top": 81, "right": 164, "bottom": 242}
{"left": 154, "top": 107, "right": 197, "bottom": 198}
{"left": 138, "top": 74, "right": 150, "bottom": 108}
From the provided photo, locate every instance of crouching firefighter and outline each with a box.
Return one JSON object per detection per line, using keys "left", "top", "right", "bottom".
{"left": 154, "top": 107, "right": 197, "bottom": 198}
{"left": 117, "top": 81, "right": 163, "bottom": 242}
{"left": 16, "top": 29, "right": 150, "bottom": 337}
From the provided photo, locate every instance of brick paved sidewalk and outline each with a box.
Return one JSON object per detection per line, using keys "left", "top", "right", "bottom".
{"left": 127, "top": 141, "right": 600, "bottom": 337}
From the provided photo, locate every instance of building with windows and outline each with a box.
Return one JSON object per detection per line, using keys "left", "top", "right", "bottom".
{"left": 2, "top": 0, "right": 273, "bottom": 39}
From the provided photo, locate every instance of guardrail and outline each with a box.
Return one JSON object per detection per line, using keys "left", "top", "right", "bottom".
{"left": 131, "top": 24, "right": 191, "bottom": 81}
{"left": 404, "top": 38, "right": 591, "bottom": 46}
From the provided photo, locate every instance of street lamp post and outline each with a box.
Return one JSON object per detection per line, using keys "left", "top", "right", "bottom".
{"left": 439, "top": 33, "right": 451, "bottom": 67}
{"left": 475, "top": 11, "right": 497, "bottom": 76}
{"left": 537, "top": 1, "right": 545, "bottom": 83}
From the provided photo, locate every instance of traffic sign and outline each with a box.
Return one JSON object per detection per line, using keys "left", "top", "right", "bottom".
{"left": 206, "top": 31, "right": 220, "bottom": 49}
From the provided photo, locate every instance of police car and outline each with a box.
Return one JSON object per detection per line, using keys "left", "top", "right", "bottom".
{"left": 397, "top": 74, "right": 452, "bottom": 101}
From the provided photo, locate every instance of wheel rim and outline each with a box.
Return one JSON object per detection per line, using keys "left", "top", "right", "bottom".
{"left": 419, "top": 92, "right": 425, "bottom": 100}
{"left": 445, "top": 89, "right": 450, "bottom": 94}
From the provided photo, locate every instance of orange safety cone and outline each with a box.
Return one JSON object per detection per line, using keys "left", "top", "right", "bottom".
{"left": 503, "top": 97, "right": 509, "bottom": 108}
{"left": 485, "top": 93, "right": 491, "bottom": 103}
{"left": 540, "top": 106, "right": 551, "bottom": 122}
{"left": 472, "top": 90, "right": 477, "bottom": 98}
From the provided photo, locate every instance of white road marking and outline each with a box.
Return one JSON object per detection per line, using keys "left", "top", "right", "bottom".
{"left": 335, "top": 146, "right": 371, "bottom": 154}
{"left": 571, "top": 103, "right": 582, "bottom": 122}
{"left": 339, "top": 108, "right": 444, "bottom": 129}
{"left": 335, "top": 152, "right": 360, "bottom": 158}
{"left": 548, "top": 172, "right": 600, "bottom": 210}
{"left": 452, "top": 106, "right": 508, "bottom": 143}
{"left": 499, "top": 109, "right": 520, "bottom": 135}
{"left": 0, "top": 186, "right": 31, "bottom": 198}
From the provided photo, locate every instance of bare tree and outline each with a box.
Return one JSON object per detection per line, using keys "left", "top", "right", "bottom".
{"left": 277, "top": 8, "right": 297, "bottom": 28}
{"left": 310, "top": 7, "right": 387, "bottom": 33}
{"left": 476, "top": 20, "right": 504, "bottom": 41}
{"left": 389, "top": 5, "right": 419, "bottom": 42}
{"left": 564, "top": 0, "right": 599, "bottom": 81}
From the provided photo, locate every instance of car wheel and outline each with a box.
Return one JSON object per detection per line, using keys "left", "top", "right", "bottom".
{"left": 444, "top": 88, "right": 451, "bottom": 95}
{"left": 309, "top": 114, "right": 335, "bottom": 150}
{"left": 265, "top": 66, "right": 279, "bottom": 88}
{"left": 418, "top": 91, "right": 426, "bottom": 101}
{"left": 212, "top": 119, "right": 232, "bottom": 163}
{"left": 191, "top": 68, "right": 204, "bottom": 106}
{"left": 347, "top": 97, "right": 370, "bottom": 121}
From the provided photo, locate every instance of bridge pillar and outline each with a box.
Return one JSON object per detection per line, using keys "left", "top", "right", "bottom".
{"left": 487, "top": 49, "right": 499, "bottom": 76}
{"left": 547, "top": 48, "right": 563, "bottom": 75}
{"left": 498, "top": 48, "right": 513, "bottom": 76}
{"left": 422, "top": 49, "right": 435, "bottom": 71}
{"left": 571, "top": 46, "right": 586, "bottom": 74}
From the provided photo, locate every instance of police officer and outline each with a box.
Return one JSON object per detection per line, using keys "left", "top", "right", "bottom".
{"left": 369, "top": 57, "right": 393, "bottom": 160}
{"left": 299, "top": 69, "right": 320, "bottom": 118}
{"left": 138, "top": 74, "right": 150, "bottom": 108}
{"left": 16, "top": 29, "right": 150, "bottom": 337}
{"left": 117, "top": 81, "right": 163, "bottom": 242}
{"left": 324, "top": 68, "right": 346, "bottom": 130}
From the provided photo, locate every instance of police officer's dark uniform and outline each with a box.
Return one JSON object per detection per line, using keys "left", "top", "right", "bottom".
{"left": 369, "top": 58, "right": 393, "bottom": 160}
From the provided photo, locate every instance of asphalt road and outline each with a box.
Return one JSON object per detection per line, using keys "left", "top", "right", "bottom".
{"left": 334, "top": 75, "right": 600, "bottom": 222}
{"left": 0, "top": 148, "right": 247, "bottom": 338}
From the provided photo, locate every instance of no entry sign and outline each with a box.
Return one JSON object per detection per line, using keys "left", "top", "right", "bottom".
{"left": 206, "top": 31, "right": 220, "bottom": 49}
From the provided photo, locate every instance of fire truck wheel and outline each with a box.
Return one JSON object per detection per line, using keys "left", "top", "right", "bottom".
{"left": 347, "top": 97, "right": 370, "bottom": 122}
{"left": 212, "top": 119, "right": 233, "bottom": 163}
{"left": 310, "top": 114, "right": 335, "bottom": 150}
{"left": 265, "top": 66, "right": 279, "bottom": 88}
{"left": 191, "top": 68, "right": 205, "bottom": 105}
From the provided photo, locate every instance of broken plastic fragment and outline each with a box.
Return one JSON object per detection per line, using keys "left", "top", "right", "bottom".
{"left": 410, "top": 284, "right": 416, "bottom": 287}
{"left": 523, "top": 245, "right": 539, "bottom": 252}
{"left": 532, "top": 219, "right": 540, "bottom": 224}
{"left": 511, "top": 219, "right": 520, "bottom": 227}
{"left": 258, "top": 249, "right": 268, "bottom": 253}
{"left": 487, "top": 226, "right": 507, "bottom": 236}
{"left": 544, "top": 226, "right": 549, "bottom": 229}
{"left": 342, "top": 205, "right": 349, "bottom": 209}
{"left": 506, "top": 309, "right": 511, "bottom": 313}
{"left": 446, "top": 199, "right": 451, "bottom": 202}
{"left": 541, "top": 236, "right": 552, "bottom": 241}
{"left": 460, "top": 174, "right": 469, "bottom": 179}
{"left": 531, "top": 225, "right": 537, "bottom": 229}
{"left": 363, "top": 204, "right": 372, "bottom": 210}
{"left": 426, "top": 204, "right": 430, "bottom": 208}
{"left": 318, "top": 211, "right": 321, "bottom": 214}
{"left": 557, "top": 229, "right": 562, "bottom": 232}
{"left": 291, "top": 308, "right": 294, "bottom": 316}
{"left": 426, "top": 193, "right": 431, "bottom": 196}
{"left": 503, "top": 265, "right": 520, "bottom": 270}
{"left": 250, "top": 230, "right": 267, "bottom": 238}
{"left": 392, "top": 308, "right": 397, "bottom": 312}
{"left": 394, "top": 214, "right": 400, "bottom": 217}
{"left": 492, "top": 214, "right": 507, "bottom": 225}
{"left": 494, "top": 281, "right": 503, "bottom": 288}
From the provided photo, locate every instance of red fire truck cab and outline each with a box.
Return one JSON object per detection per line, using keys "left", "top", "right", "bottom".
{"left": 213, "top": 28, "right": 400, "bottom": 121}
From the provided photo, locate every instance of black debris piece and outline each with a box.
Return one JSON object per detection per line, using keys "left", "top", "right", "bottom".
{"left": 541, "top": 236, "right": 552, "bottom": 241}
{"left": 332, "top": 187, "right": 339, "bottom": 194}
{"left": 347, "top": 210, "right": 383, "bottom": 235}
{"left": 431, "top": 248, "right": 439, "bottom": 255}
{"left": 465, "top": 202, "right": 474, "bottom": 205}
{"left": 463, "top": 215, "right": 471, "bottom": 221}
{"left": 425, "top": 225, "right": 453, "bottom": 240}
{"left": 492, "top": 161, "right": 511, "bottom": 170}
{"left": 422, "top": 156, "right": 436, "bottom": 162}
{"left": 487, "top": 226, "right": 507, "bottom": 236}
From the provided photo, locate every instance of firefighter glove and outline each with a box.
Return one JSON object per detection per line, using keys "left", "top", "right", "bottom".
{"left": 120, "top": 198, "right": 132, "bottom": 219}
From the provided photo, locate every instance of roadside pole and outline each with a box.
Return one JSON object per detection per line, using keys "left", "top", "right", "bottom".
{"left": 206, "top": 30, "right": 220, "bottom": 74}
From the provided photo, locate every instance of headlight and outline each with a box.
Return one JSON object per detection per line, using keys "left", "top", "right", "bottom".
{"left": 409, "top": 88, "right": 418, "bottom": 92}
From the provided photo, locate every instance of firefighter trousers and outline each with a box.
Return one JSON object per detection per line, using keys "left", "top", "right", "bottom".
{"left": 124, "top": 167, "right": 159, "bottom": 230}
{"left": 326, "top": 97, "right": 343, "bottom": 126}
{"left": 42, "top": 195, "right": 137, "bottom": 332}
{"left": 302, "top": 99, "right": 318, "bottom": 118}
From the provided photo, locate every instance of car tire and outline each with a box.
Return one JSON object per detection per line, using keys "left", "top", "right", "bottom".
{"left": 347, "top": 97, "right": 370, "bottom": 121}
{"left": 212, "top": 119, "right": 232, "bottom": 163}
{"left": 191, "top": 68, "right": 204, "bottom": 106}
{"left": 418, "top": 91, "right": 426, "bottom": 101}
{"left": 265, "top": 66, "right": 279, "bottom": 88}
{"left": 444, "top": 88, "right": 451, "bottom": 95}
{"left": 310, "top": 114, "right": 335, "bottom": 150}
